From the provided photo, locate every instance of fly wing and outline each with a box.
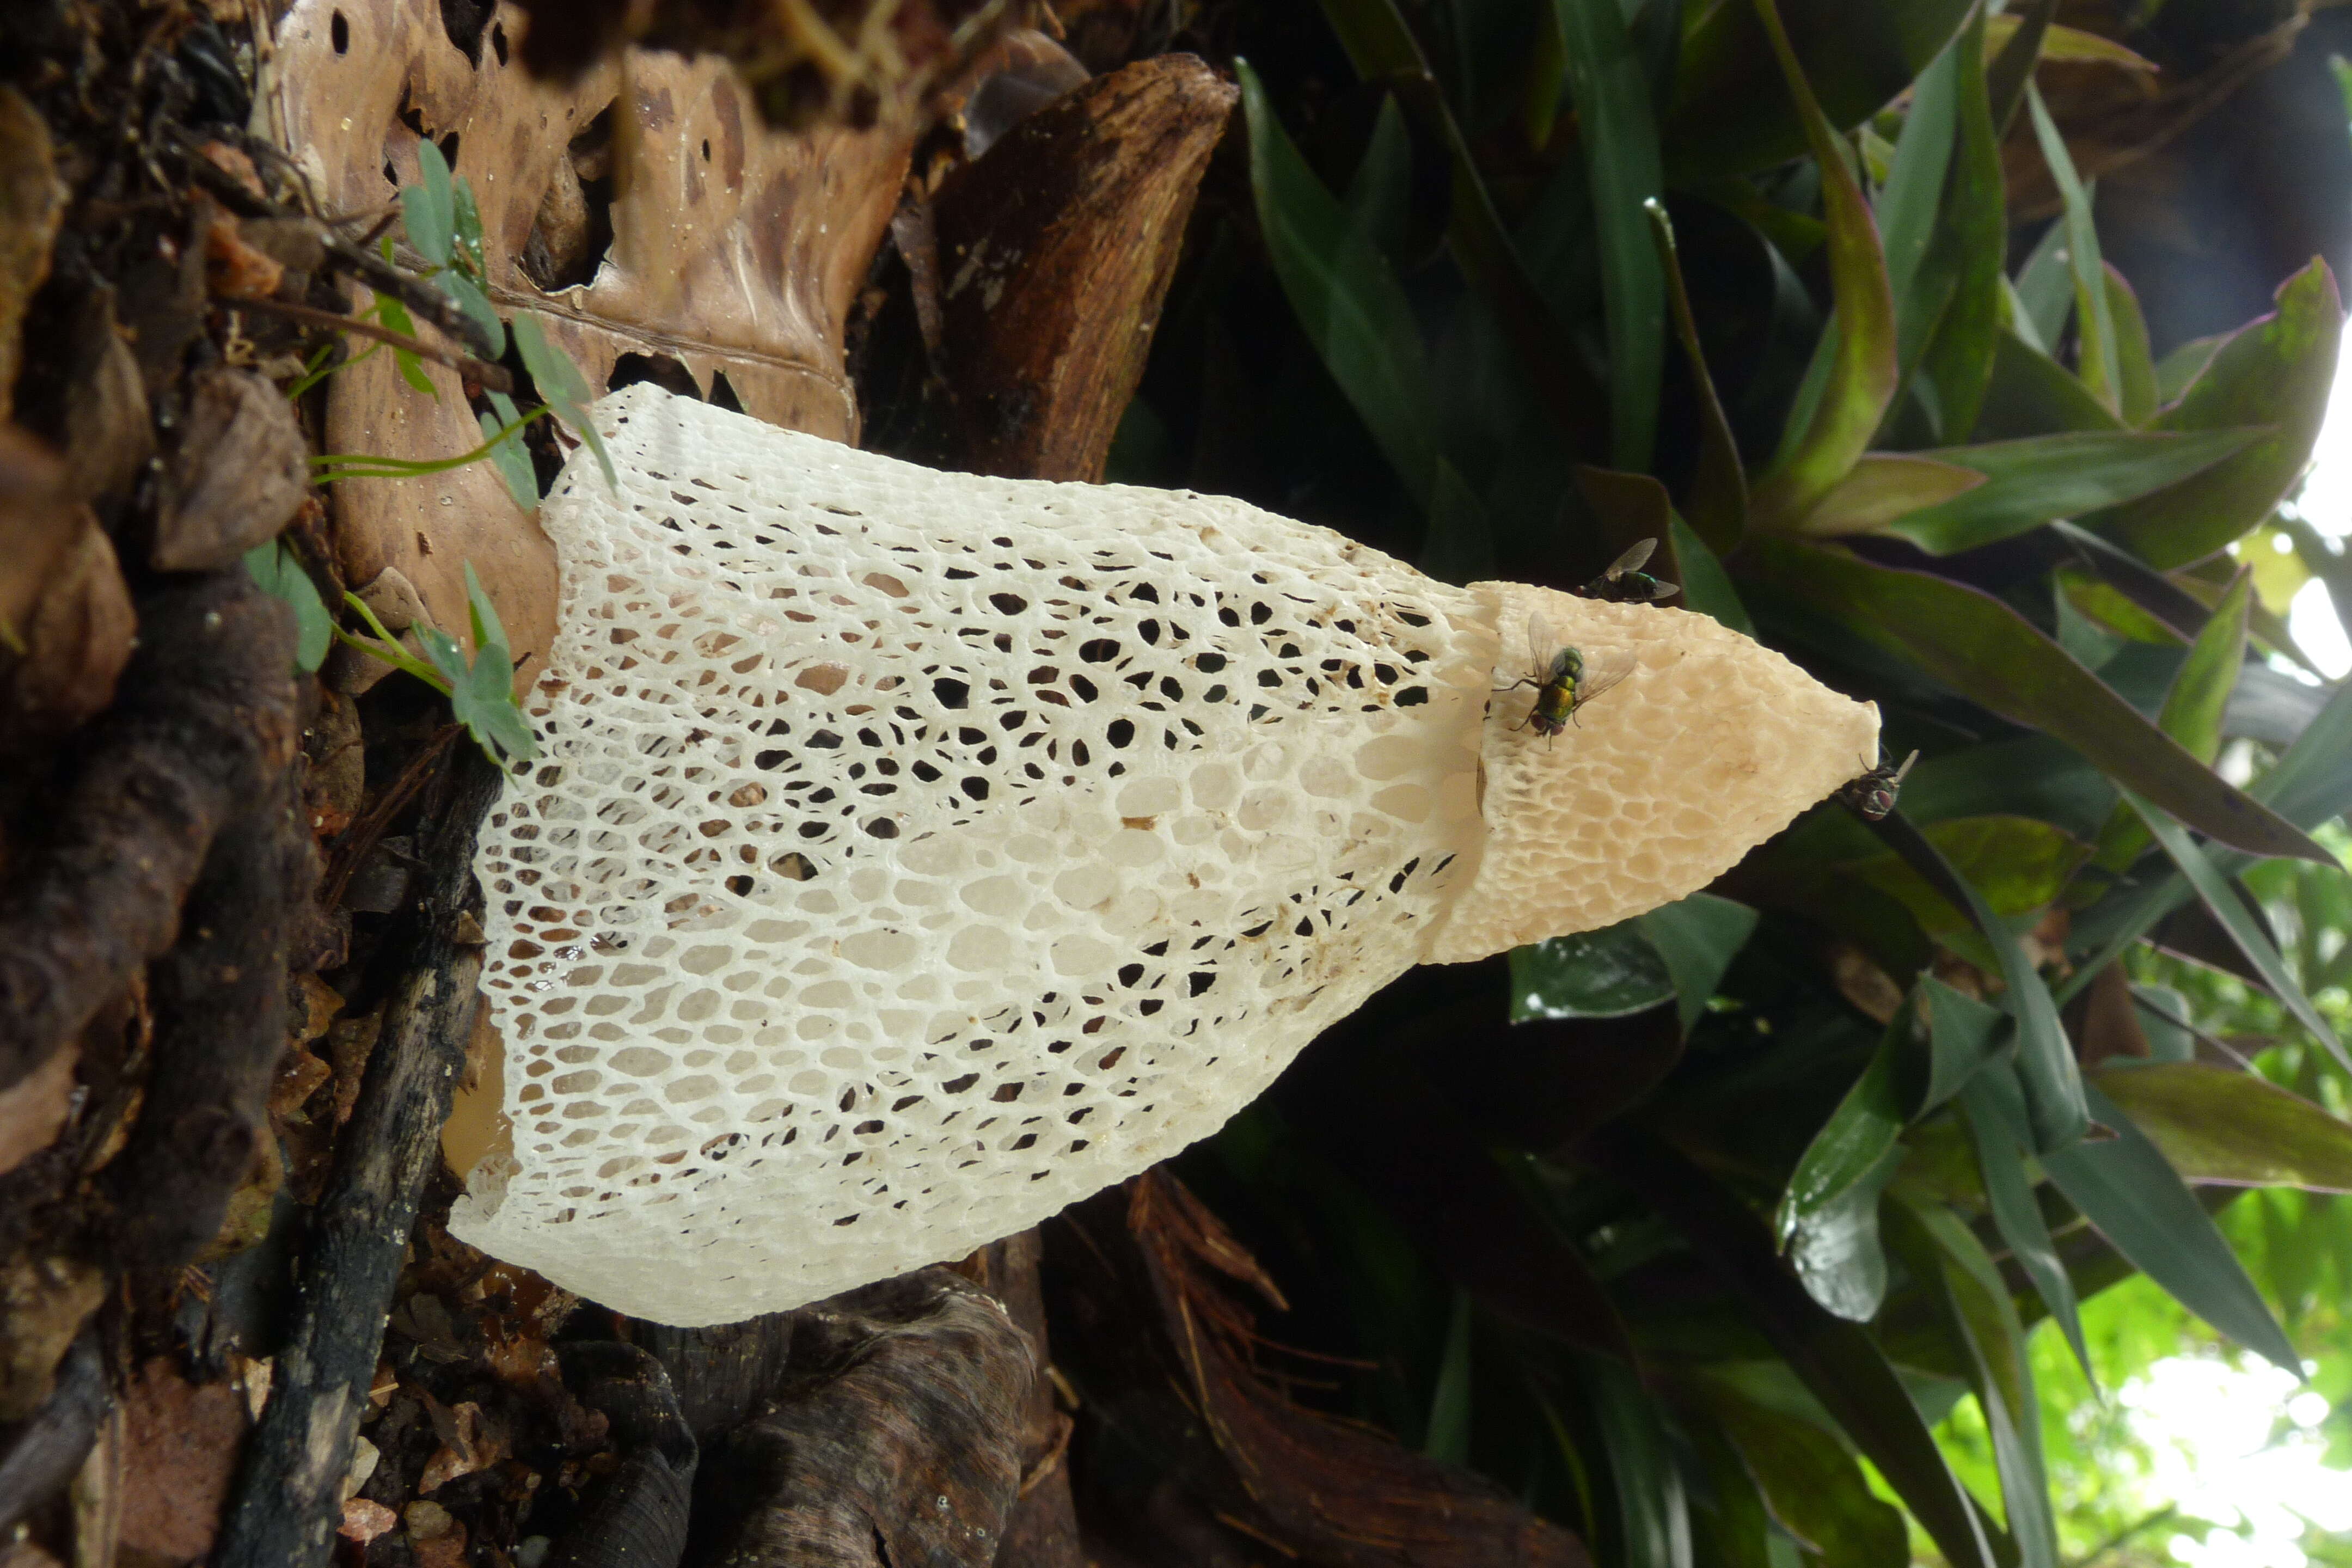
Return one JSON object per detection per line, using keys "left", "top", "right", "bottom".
{"left": 1888, "top": 749, "right": 1921, "bottom": 786}
{"left": 1572, "top": 645, "right": 1640, "bottom": 709}
{"left": 1525, "top": 611, "right": 1559, "bottom": 679}
{"left": 1603, "top": 538, "right": 1658, "bottom": 579}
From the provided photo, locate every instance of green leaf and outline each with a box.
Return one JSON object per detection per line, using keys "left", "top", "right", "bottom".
{"left": 1746, "top": 0, "right": 1900, "bottom": 535}
{"left": 1603, "top": 1125, "right": 1994, "bottom": 1567}
{"left": 1313, "top": 0, "right": 1607, "bottom": 454}
{"left": 2104, "top": 264, "right": 2158, "bottom": 425}
{"left": 242, "top": 541, "right": 333, "bottom": 674}
{"left": 1798, "top": 454, "right": 1983, "bottom": 538}
{"left": 1961, "top": 1067, "right": 2091, "bottom": 1380}
{"left": 1650, "top": 203, "right": 1747, "bottom": 551}
{"left": 1682, "top": 1413, "right": 1777, "bottom": 1568}
{"left": 1638, "top": 894, "right": 1758, "bottom": 1036}
{"left": 1857, "top": 810, "right": 2085, "bottom": 1154}
{"left": 1777, "top": 1022, "right": 1904, "bottom": 1320}
{"left": 1857, "top": 428, "right": 2265, "bottom": 555}
{"left": 1837, "top": 816, "right": 2090, "bottom": 950}
{"left": 2091, "top": 569, "right": 2249, "bottom": 871}
{"left": 1972, "top": 328, "right": 2122, "bottom": 441}
{"left": 1888, "top": 1197, "right": 2060, "bottom": 1568}
{"left": 2025, "top": 84, "right": 2121, "bottom": 414}
{"left": 1668, "top": 512, "right": 1753, "bottom": 636}
{"left": 1905, "top": 975, "right": 2006, "bottom": 1117}
{"left": 1583, "top": 1354, "right": 1693, "bottom": 1568}
{"left": 453, "top": 637, "right": 536, "bottom": 765}
{"left": 2012, "top": 218, "right": 2074, "bottom": 356}
{"left": 1914, "top": 3, "right": 2004, "bottom": 445}
{"left": 371, "top": 294, "right": 438, "bottom": 399}
{"left": 1422, "top": 1289, "right": 1473, "bottom": 1463}
{"left": 2253, "top": 675, "right": 2352, "bottom": 831}
{"left": 1418, "top": 457, "right": 1495, "bottom": 585}
{"left": 2096, "top": 259, "right": 2344, "bottom": 567}
{"left": 1699, "top": 1381, "right": 1910, "bottom": 1568}
{"left": 482, "top": 391, "right": 540, "bottom": 513}
{"left": 437, "top": 270, "right": 505, "bottom": 361}
{"left": 450, "top": 175, "right": 487, "bottom": 280}
{"left": 2154, "top": 332, "right": 2227, "bottom": 404}
{"left": 1511, "top": 924, "right": 1674, "bottom": 1020}
{"left": 512, "top": 313, "right": 615, "bottom": 489}
{"left": 402, "top": 138, "right": 455, "bottom": 268}
{"left": 463, "top": 559, "right": 513, "bottom": 666}
{"left": 2123, "top": 790, "right": 2348, "bottom": 1074}
{"left": 2096, "top": 1061, "right": 2352, "bottom": 1192}
{"left": 1238, "top": 60, "right": 1439, "bottom": 510}
{"left": 1984, "top": 0, "right": 2054, "bottom": 135}
{"left": 1555, "top": 0, "right": 1665, "bottom": 471}
{"left": 2041, "top": 1078, "right": 2302, "bottom": 1375}
{"left": 1664, "top": 0, "right": 1974, "bottom": 180}
{"left": 1743, "top": 536, "right": 2331, "bottom": 866}
{"left": 1877, "top": 32, "right": 1959, "bottom": 370}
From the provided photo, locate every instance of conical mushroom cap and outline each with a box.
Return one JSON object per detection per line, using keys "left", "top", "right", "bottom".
{"left": 450, "top": 386, "right": 1875, "bottom": 1324}
{"left": 1426, "top": 582, "right": 1880, "bottom": 963}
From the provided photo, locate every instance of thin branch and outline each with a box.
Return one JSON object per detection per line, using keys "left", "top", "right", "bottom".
{"left": 216, "top": 746, "right": 504, "bottom": 1568}
{"left": 223, "top": 295, "right": 514, "bottom": 393}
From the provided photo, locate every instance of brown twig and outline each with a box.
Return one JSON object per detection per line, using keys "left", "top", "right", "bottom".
{"left": 216, "top": 745, "right": 503, "bottom": 1568}
{"left": 170, "top": 138, "right": 501, "bottom": 360}
{"left": 317, "top": 723, "right": 463, "bottom": 912}
{"left": 226, "top": 295, "right": 515, "bottom": 393}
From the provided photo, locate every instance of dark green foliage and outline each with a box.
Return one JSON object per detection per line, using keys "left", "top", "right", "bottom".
{"left": 1142, "top": 1, "right": 2352, "bottom": 1562}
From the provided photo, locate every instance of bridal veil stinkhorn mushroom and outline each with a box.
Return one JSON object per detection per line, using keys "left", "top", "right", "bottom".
{"left": 446, "top": 384, "right": 1879, "bottom": 1325}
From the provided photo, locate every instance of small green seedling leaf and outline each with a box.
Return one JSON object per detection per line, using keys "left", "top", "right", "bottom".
{"left": 451, "top": 176, "right": 488, "bottom": 280}
{"left": 372, "top": 295, "right": 437, "bottom": 398}
{"left": 513, "top": 314, "right": 615, "bottom": 489}
{"left": 438, "top": 270, "right": 504, "bottom": 360}
{"left": 403, "top": 139, "right": 456, "bottom": 268}
{"left": 242, "top": 540, "right": 333, "bottom": 673}
{"left": 483, "top": 391, "right": 540, "bottom": 512}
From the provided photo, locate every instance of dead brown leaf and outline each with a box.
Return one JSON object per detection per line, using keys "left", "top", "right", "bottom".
{"left": 0, "top": 87, "right": 65, "bottom": 426}
{"left": 202, "top": 211, "right": 287, "bottom": 301}
{"left": 117, "top": 1359, "right": 250, "bottom": 1563}
{"left": 56, "top": 285, "right": 153, "bottom": 507}
{"left": 0, "top": 1044, "right": 76, "bottom": 1177}
{"left": 152, "top": 366, "right": 310, "bottom": 571}
{"left": 262, "top": 0, "right": 916, "bottom": 688}
{"left": 5, "top": 511, "right": 136, "bottom": 736}
{"left": 418, "top": 1396, "right": 508, "bottom": 1493}
{"left": 326, "top": 1007, "right": 381, "bottom": 1128}
{"left": 1125, "top": 1172, "right": 1594, "bottom": 1568}
{"left": 0, "top": 426, "right": 77, "bottom": 648}
{"left": 268, "top": 1042, "right": 333, "bottom": 1123}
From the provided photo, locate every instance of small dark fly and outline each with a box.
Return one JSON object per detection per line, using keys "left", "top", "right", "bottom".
{"left": 1834, "top": 749, "right": 1919, "bottom": 820}
{"left": 1575, "top": 538, "right": 1681, "bottom": 605}
{"left": 1498, "top": 614, "right": 1638, "bottom": 742}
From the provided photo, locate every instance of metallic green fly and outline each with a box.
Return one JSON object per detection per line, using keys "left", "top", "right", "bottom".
{"left": 1498, "top": 615, "right": 1638, "bottom": 742}
{"left": 1575, "top": 539, "right": 1681, "bottom": 605}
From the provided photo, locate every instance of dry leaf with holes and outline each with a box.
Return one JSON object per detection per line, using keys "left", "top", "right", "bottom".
{"left": 262, "top": 0, "right": 915, "bottom": 688}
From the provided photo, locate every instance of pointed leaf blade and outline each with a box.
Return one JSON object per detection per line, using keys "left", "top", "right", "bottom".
{"left": 2041, "top": 1079, "right": 2302, "bottom": 1374}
